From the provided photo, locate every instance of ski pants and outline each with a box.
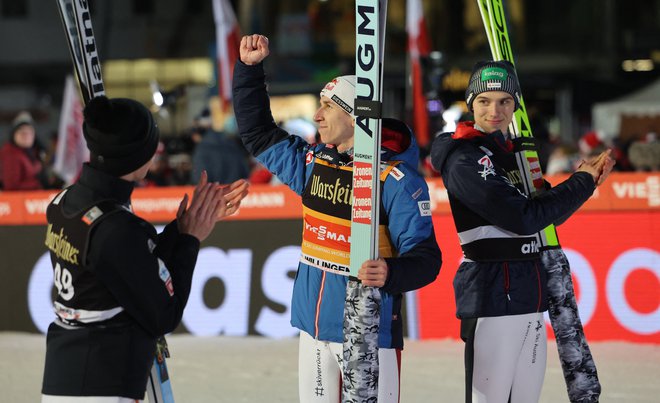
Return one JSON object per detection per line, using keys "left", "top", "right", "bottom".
{"left": 461, "top": 312, "right": 547, "bottom": 403}
{"left": 298, "top": 330, "right": 401, "bottom": 403}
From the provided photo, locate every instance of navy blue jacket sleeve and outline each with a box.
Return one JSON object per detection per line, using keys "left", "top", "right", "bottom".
{"left": 232, "top": 60, "right": 313, "bottom": 195}
{"left": 232, "top": 61, "right": 289, "bottom": 157}
{"left": 381, "top": 164, "right": 442, "bottom": 294}
{"left": 540, "top": 179, "right": 577, "bottom": 226}
{"left": 382, "top": 234, "right": 441, "bottom": 294}
{"left": 444, "top": 143, "right": 596, "bottom": 235}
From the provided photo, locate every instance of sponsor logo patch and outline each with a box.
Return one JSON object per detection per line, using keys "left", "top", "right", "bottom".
{"left": 157, "top": 258, "right": 174, "bottom": 296}
{"left": 82, "top": 206, "right": 104, "bottom": 225}
{"left": 521, "top": 240, "right": 540, "bottom": 255}
{"left": 301, "top": 253, "right": 351, "bottom": 276}
{"left": 330, "top": 94, "right": 353, "bottom": 114}
{"left": 306, "top": 150, "right": 314, "bottom": 165}
{"left": 352, "top": 161, "right": 373, "bottom": 224}
{"left": 478, "top": 155, "right": 496, "bottom": 180}
{"left": 481, "top": 67, "right": 507, "bottom": 81}
{"left": 305, "top": 221, "right": 350, "bottom": 244}
{"left": 390, "top": 167, "right": 404, "bottom": 181}
{"left": 418, "top": 200, "right": 431, "bottom": 216}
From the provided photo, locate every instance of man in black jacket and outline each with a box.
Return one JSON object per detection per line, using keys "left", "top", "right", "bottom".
{"left": 41, "top": 96, "right": 248, "bottom": 402}
{"left": 431, "top": 61, "right": 614, "bottom": 403}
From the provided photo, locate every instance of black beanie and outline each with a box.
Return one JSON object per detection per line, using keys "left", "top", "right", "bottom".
{"left": 83, "top": 96, "right": 160, "bottom": 176}
{"left": 465, "top": 60, "right": 521, "bottom": 111}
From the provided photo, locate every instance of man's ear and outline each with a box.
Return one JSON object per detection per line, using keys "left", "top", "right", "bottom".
{"left": 351, "top": 118, "right": 355, "bottom": 128}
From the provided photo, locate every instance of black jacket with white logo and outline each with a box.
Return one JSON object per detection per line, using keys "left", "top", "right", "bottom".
{"left": 431, "top": 122, "right": 595, "bottom": 318}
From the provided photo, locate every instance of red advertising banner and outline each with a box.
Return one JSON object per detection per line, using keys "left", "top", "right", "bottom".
{"left": 420, "top": 211, "right": 660, "bottom": 343}
{"left": 0, "top": 185, "right": 303, "bottom": 225}
{"left": 1, "top": 173, "right": 658, "bottom": 225}
{"left": 1, "top": 173, "right": 658, "bottom": 343}
{"left": 425, "top": 172, "right": 660, "bottom": 214}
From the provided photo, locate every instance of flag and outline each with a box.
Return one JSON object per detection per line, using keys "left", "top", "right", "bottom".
{"left": 212, "top": 0, "right": 241, "bottom": 112}
{"left": 54, "top": 75, "right": 88, "bottom": 186}
{"left": 406, "top": 0, "right": 432, "bottom": 148}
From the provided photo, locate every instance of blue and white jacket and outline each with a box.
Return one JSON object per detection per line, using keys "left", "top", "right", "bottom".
{"left": 233, "top": 61, "right": 441, "bottom": 349}
{"left": 431, "top": 122, "right": 596, "bottom": 319}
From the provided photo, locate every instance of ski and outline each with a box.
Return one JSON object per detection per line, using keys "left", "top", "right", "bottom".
{"left": 55, "top": 2, "right": 176, "bottom": 402}
{"left": 477, "top": 1, "right": 601, "bottom": 401}
{"left": 146, "top": 337, "right": 175, "bottom": 403}
{"left": 342, "top": 0, "right": 388, "bottom": 401}
{"left": 55, "top": 0, "right": 105, "bottom": 104}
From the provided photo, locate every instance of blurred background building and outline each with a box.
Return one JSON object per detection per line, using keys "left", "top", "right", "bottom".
{"left": 0, "top": 0, "right": 658, "bottom": 163}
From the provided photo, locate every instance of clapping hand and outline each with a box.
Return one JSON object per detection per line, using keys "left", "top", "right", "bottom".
{"left": 176, "top": 171, "right": 226, "bottom": 242}
{"left": 576, "top": 149, "right": 616, "bottom": 186}
{"left": 217, "top": 178, "right": 249, "bottom": 219}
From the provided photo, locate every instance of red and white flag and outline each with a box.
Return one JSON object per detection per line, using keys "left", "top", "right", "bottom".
{"left": 212, "top": 0, "right": 241, "bottom": 112}
{"left": 54, "top": 75, "right": 88, "bottom": 186}
{"left": 406, "top": 0, "right": 432, "bottom": 148}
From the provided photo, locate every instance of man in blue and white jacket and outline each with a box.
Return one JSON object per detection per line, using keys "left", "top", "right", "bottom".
{"left": 233, "top": 34, "right": 441, "bottom": 403}
{"left": 431, "top": 60, "right": 614, "bottom": 403}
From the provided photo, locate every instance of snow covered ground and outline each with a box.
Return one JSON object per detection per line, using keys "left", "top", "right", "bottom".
{"left": 2, "top": 332, "right": 658, "bottom": 402}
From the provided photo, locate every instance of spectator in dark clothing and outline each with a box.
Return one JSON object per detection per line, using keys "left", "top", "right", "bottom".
{"left": 140, "top": 141, "right": 174, "bottom": 187}
{"left": 190, "top": 110, "right": 250, "bottom": 185}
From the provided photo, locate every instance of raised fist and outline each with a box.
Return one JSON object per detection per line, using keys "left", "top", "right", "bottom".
{"left": 240, "top": 34, "right": 270, "bottom": 66}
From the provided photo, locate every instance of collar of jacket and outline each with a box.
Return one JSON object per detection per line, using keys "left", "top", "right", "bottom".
{"left": 452, "top": 121, "right": 513, "bottom": 152}
{"left": 77, "top": 163, "right": 135, "bottom": 206}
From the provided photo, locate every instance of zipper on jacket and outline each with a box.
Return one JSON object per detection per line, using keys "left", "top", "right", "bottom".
{"left": 314, "top": 271, "right": 327, "bottom": 339}
{"left": 503, "top": 262, "right": 511, "bottom": 301}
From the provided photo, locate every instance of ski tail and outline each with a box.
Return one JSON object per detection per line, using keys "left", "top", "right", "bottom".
{"left": 55, "top": 0, "right": 105, "bottom": 105}
{"left": 477, "top": 0, "right": 559, "bottom": 248}
{"left": 477, "top": 0, "right": 496, "bottom": 59}
{"left": 342, "top": 1, "right": 388, "bottom": 401}
{"left": 146, "top": 336, "right": 175, "bottom": 403}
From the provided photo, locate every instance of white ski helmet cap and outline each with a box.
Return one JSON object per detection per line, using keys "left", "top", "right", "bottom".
{"left": 320, "top": 75, "right": 356, "bottom": 117}
{"left": 465, "top": 60, "right": 522, "bottom": 111}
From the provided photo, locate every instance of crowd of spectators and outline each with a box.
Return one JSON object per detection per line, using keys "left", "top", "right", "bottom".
{"left": 84, "top": 109, "right": 321, "bottom": 189}
{"left": 1, "top": 108, "right": 657, "bottom": 192}
{"left": 139, "top": 109, "right": 252, "bottom": 188}
{"left": 539, "top": 127, "right": 659, "bottom": 176}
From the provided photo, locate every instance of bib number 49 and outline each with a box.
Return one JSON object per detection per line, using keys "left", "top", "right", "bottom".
{"left": 54, "top": 262, "right": 74, "bottom": 301}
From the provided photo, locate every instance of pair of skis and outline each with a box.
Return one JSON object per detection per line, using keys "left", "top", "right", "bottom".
{"left": 55, "top": 1, "right": 176, "bottom": 402}
{"left": 343, "top": 0, "right": 388, "bottom": 402}
{"left": 477, "top": 1, "right": 601, "bottom": 401}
